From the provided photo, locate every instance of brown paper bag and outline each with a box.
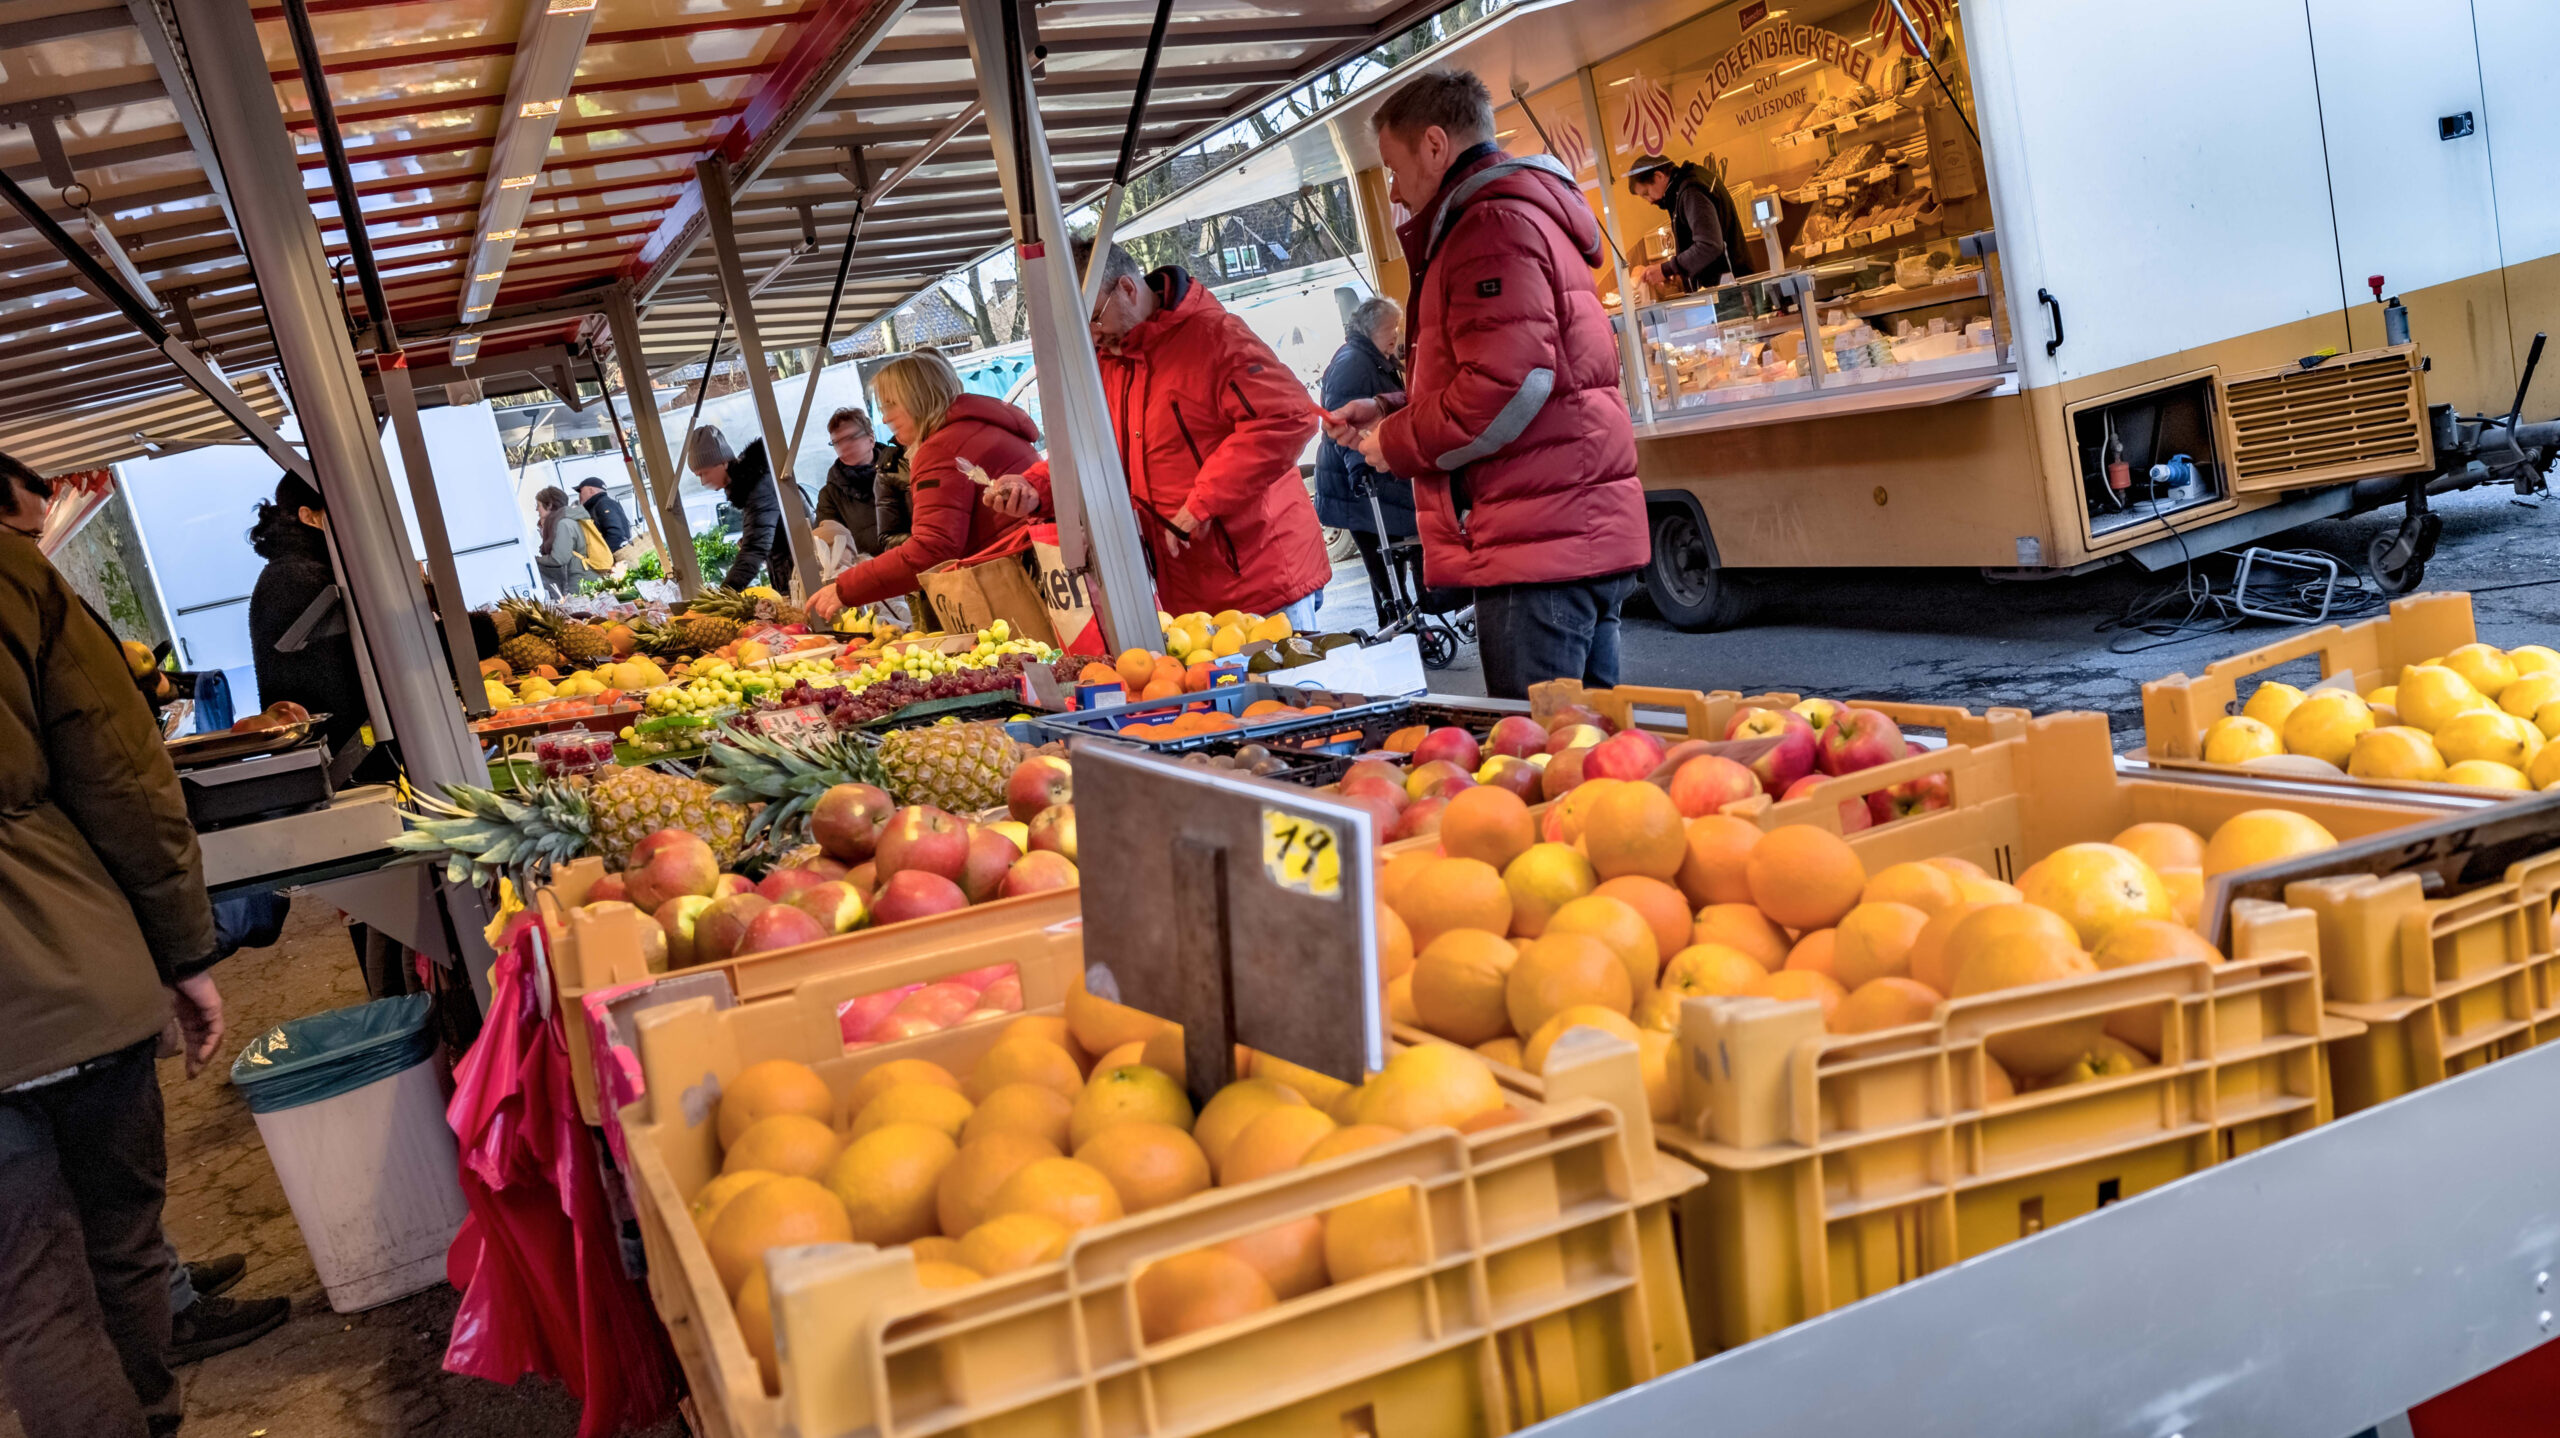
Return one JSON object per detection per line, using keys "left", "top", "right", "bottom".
{"left": 1031, "top": 526, "right": 1103, "bottom": 656}
{"left": 918, "top": 549, "right": 1056, "bottom": 645}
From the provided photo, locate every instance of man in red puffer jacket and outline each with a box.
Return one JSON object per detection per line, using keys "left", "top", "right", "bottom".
{"left": 1329, "top": 68, "right": 1648, "bottom": 697}
{"left": 1034, "top": 241, "right": 1331, "bottom": 625}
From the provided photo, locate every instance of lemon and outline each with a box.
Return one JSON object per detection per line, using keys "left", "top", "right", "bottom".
{"left": 2239, "top": 681, "right": 2305, "bottom": 731}
{"left": 2443, "top": 643, "right": 2519, "bottom": 700}
{"left": 2509, "top": 644, "right": 2560, "bottom": 677}
{"left": 2443, "top": 759, "right": 2530, "bottom": 791}
{"left": 2201, "top": 715, "right": 2282, "bottom": 765}
{"left": 2347, "top": 726, "right": 2446, "bottom": 782}
{"left": 2397, "top": 665, "right": 2488, "bottom": 732}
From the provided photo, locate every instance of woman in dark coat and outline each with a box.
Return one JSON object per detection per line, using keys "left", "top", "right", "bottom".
{"left": 246, "top": 472, "right": 368, "bottom": 757}
{"left": 1312, "top": 297, "right": 1423, "bottom": 621}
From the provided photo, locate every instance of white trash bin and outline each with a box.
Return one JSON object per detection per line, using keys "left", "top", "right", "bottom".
{"left": 232, "top": 994, "right": 468, "bottom": 1312}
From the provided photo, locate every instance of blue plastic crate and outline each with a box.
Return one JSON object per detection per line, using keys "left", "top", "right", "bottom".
{"left": 1034, "top": 681, "right": 1400, "bottom": 753}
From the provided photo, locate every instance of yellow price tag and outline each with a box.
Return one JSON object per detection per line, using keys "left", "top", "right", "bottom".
{"left": 1261, "top": 808, "right": 1342, "bottom": 900}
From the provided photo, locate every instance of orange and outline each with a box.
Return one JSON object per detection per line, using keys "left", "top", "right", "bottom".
{"left": 1582, "top": 782, "right": 1687, "bottom": 881}
{"left": 1948, "top": 906, "right": 2090, "bottom": 996}
{"left": 2202, "top": 809, "right": 2339, "bottom": 876}
{"left": 911, "top": 1236, "right": 967, "bottom": 1267}
{"left": 735, "top": 1266, "right": 780, "bottom": 1392}
{"left": 934, "top": 1130, "right": 1059, "bottom": 1237}
{"left": 1956, "top": 875, "right": 2023, "bottom": 906}
{"left": 991, "top": 1156, "right": 1126, "bottom": 1231}
{"left": 1392, "top": 856, "right": 1512, "bottom": 948}
{"left": 1783, "top": 928, "right": 1836, "bottom": 976}
{"left": 1070, "top": 1065, "right": 1193, "bottom": 1148}
{"left": 1660, "top": 943, "right": 1767, "bottom": 999}
{"left": 959, "top": 1211, "right": 1072, "bottom": 1276}
{"left": 718, "top": 1059, "right": 835, "bottom": 1148}
{"left": 1115, "top": 648, "right": 1156, "bottom": 690}
{"left": 1982, "top": 1059, "right": 2016, "bottom": 1104}
{"left": 1831, "top": 977, "right": 1942, "bottom": 1034}
{"left": 1541, "top": 777, "right": 1624, "bottom": 845}
{"left": 1906, "top": 900, "right": 1992, "bottom": 995}
{"left": 2112, "top": 822, "right": 2206, "bottom": 874}
{"left": 1522, "top": 1004, "right": 1643, "bottom": 1072}
{"left": 2160, "top": 868, "right": 2205, "bottom": 928}
{"left": 2015, "top": 843, "right": 2171, "bottom": 948}
{"left": 824, "top": 1122, "right": 958, "bottom": 1244}
{"left": 1324, "top": 1189, "right": 1424, "bottom": 1283}
{"left": 1075, "top": 1121, "right": 1211, "bottom": 1212}
{"left": 1502, "top": 843, "right": 1600, "bottom": 938}
{"left": 1859, "top": 861, "right": 1962, "bottom": 918}
{"left": 1005, "top": 1014, "right": 1086, "bottom": 1070}
{"left": 1378, "top": 904, "right": 1415, "bottom": 982}
{"left": 1302, "top": 1124, "right": 1403, "bottom": 1165}
{"left": 1674, "top": 814, "right": 1762, "bottom": 908}
{"left": 1245, "top": 1052, "right": 1354, "bottom": 1114}
{"left": 1744, "top": 968, "right": 1846, "bottom": 1024}
{"left": 690, "top": 1170, "right": 778, "bottom": 1237}
{"left": 1505, "top": 932, "right": 1634, "bottom": 1038}
{"left": 1386, "top": 972, "right": 1418, "bottom": 1025}
{"left": 1384, "top": 724, "right": 1427, "bottom": 753}
{"left": 708, "top": 1175, "right": 852, "bottom": 1296}
{"left": 1221, "top": 1105, "right": 1341, "bottom": 1183}
{"left": 966, "top": 1034, "right": 1084, "bottom": 1102}
{"left": 1474, "top": 1036, "right": 1527, "bottom": 1066}
{"left": 2092, "top": 918, "right": 2224, "bottom": 969}
{"left": 1192, "top": 1079, "right": 1309, "bottom": 1175}
{"left": 1242, "top": 698, "right": 1293, "bottom": 717}
{"left": 724, "top": 1114, "right": 844, "bottom": 1179}
{"left": 1691, "top": 904, "right": 1790, "bottom": 969}
{"left": 1078, "top": 662, "right": 1120, "bottom": 686}
{"left": 1350, "top": 1043, "right": 1504, "bottom": 1132}
{"left": 1746, "top": 827, "right": 1866, "bottom": 931}
{"left": 1927, "top": 856, "right": 1988, "bottom": 881}
{"left": 1216, "top": 1217, "right": 1328, "bottom": 1300}
{"left": 916, "top": 1260, "right": 985, "bottom": 1289}
{"left": 850, "top": 1083, "right": 974, "bottom": 1143}
{"left": 961, "top": 1082, "right": 1075, "bottom": 1150}
{"left": 1831, "top": 901, "right": 1929, "bottom": 989}
{"left": 1544, "top": 894, "right": 1661, "bottom": 998}
{"left": 1065, "top": 982, "right": 1171, "bottom": 1059}
{"left": 1440, "top": 786, "right": 1536, "bottom": 870}
{"left": 1593, "top": 875, "right": 1694, "bottom": 969}
{"left": 845, "top": 1058, "right": 962, "bottom": 1120}
{"left": 1135, "top": 1249, "right": 1277, "bottom": 1343}
{"left": 1378, "top": 847, "right": 1441, "bottom": 910}
{"left": 1184, "top": 661, "right": 1218, "bottom": 691}
{"left": 1407, "top": 928, "right": 1518, "bottom": 1046}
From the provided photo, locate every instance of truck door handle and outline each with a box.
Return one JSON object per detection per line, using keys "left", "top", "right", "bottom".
{"left": 2439, "top": 111, "right": 2475, "bottom": 140}
{"left": 2038, "top": 288, "right": 2064, "bottom": 356}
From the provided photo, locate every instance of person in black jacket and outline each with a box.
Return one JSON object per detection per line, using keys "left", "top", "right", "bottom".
{"left": 573, "top": 477, "right": 631, "bottom": 553}
{"left": 685, "top": 426, "right": 794, "bottom": 593}
{"left": 1312, "top": 298, "right": 1423, "bottom": 622}
{"left": 245, "top": 473, "right": 368, "bottom": 757}
{"left": 1627, "top": 154, "right": 1733, "bottom": 292}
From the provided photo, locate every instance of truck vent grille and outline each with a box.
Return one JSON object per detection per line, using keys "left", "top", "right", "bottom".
{"left": 2223, "top": 346, "right": 2431, "bottom": 490}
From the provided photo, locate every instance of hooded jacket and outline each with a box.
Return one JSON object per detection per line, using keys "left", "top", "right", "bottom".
{"left": 247, "top": 510, "right": 368, "bottom": 754}
{"left": 830, "top": 394, "right": 1049, "bottom": 606}
{"left": 1375, "top": 145, "right": 1647, "bottom": 589}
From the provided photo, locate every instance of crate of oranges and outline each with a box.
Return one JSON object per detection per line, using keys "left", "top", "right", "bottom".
{"left": 1367, "top": 707, "right": 2491, "bottom": 1351}
{"left": 1035, "top": 679, "right": 1390, "bottom": 751}
{"left": 618, "top": 935, "right": 1698, "bottom": 1438}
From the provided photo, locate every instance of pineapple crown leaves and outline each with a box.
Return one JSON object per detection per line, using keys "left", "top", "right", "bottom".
{"left": 389, "top": 780, "right": 595, "bottom": 888}
{"left": 701, "top": 722, "right": 889, "bottom": 851}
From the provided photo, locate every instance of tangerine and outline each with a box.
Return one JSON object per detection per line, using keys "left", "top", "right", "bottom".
{"left": 1378, "top": 904, "right": 1415, "bottom": 981}
{"left": 1191, "top": 1079, "right": 1308, "bottom": 1173}
{"left": 1378, "top": 847, "right": 1442, "bottom": 910}
{"left": 966, "top": 1035, "right": 1084, "bottom": 1102}
{"left": 1474, "top": 1036, "right": 1526, "bottom": 1066}
{"left": 1746, "top": 826, "right": 1866, "bottom": 931}
{"left": 850, "top": 1083, "right": 974, "bottom": 1143}
{"left": 1947, "top": 906, "right": 2090, "bottom": 996}
{"left": 1592, "top": 875, "right": 1694, "bottom": 970}
{"left": 1831, "top": 901, "right": 1930, "bottom": 989}
{"left": 1541, "top": 777, "right": 1624, "bottom": 845}
{"left": 1522, "top": 1004, "right": 1644, "bottom": 1072}
{"left": 1440, "top": 786, "right": 1537, "bottom": 870}
{"left": 1408, "top": 928, "right": 1517, "bottom": 1045}
{"left": 1906, "top": 900, "right": 1992, "bottom": 994}
{"left": 718, "top": 1060, "right": 836, "bottom": 1148}
{"left": 934, "top": 1130, "right": 1059, "bottom": 1237}
{"left": 1583, "top": 782, "right": 1687, "bottom": 881}
{"left": 845, "top": 1058, "right": 961, "bottom": 1119}
{"left": 959, "top": 1211, "right": 1072, "bottom": 1275}
{"left": 1674, "top": 815, "right": 1763, "bottom": 908}
{"left": 961, "top": 1081, "right": 1074, "bottom": 1150}
{"left": 1503, "top": 842, "right": 1600, "bottom": 938}
{"left": 736, "top": 1266, "right": 779, "bottom": 1392}
{"left": 2092, "top": 918, "right": 2224, "bottom": 969}
{"left": 1784, "top": 928, "right": 1836, "bottom": 977}
{"left": 1859, "top": 861, "right": 1962, "bottom": 917}
{"left": 1831, "top": 977, "right": 1942, "bottom": 1034}
{"left": 1324, "top": 1190, "right": 1423, "bottom": 1283}
{"left": 708, "top": 1175, "right": 852, "bottom": 1296}
{"left": 1691, "top": 904, "right": 1790, "bottom": 969}
{"left": 1302, "top": 1124, "right": 1403, "bottom": 1165}
{"left": 1350, "top": 1043, "right": 1504, "bottom": 1133}
{"left": 825, "top": 1122, "right": 958, "bottom": 1244}
{"left": 1744, "top": 967, "right": 1846, "bottom": 1023}
{"left": 1070, "top": 1065, "right": 1193, "bottom": 1148}
{"left": 1221, "top": 1105, "right": 1340, "bottom": 1183}
{"left": 1543, "top": 894, "right": 1661, "bottom": 998}
{"left": 2111, "top": 822, "right": 2206, "bottom": 875}
{"left": 2015, "top": 843, "right": 2171, "bottom": 948}
{"left": 1216, "top": 1217, "right": 1328, "bottom": 1299}
{"left": 916, "top": 1260, "right": 984, "bottom": 1289}
{"left": 1506, "top": 932, "right": 1634, "bottom": 1038}
{"left": 690, "top": 1169, "right": 777, "bottom": 1237}
{"left": 1075, "top": 1121, "right": 1211, "bottom": 1213}
{"left": 990, "top": 1156, "right": 1125, "bottom": 1231}
{"left": 1393, "top": 856, "right": 1513, "bottom": 948}
{"left": 1135, "top": 1249, "right": 1276, "bottom": 1343}
{"left": 724, "top": 1114, "right": 844, "bottom": 1179}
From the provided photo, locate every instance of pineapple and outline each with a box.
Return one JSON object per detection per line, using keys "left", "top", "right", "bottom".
{"left": 586, "top": 764, "right": 750, "bottom": 867}
{"left": 393, "top": 765, "right": 753, "bottom": 886}
{"left": 557, "top": 622, "right": 613, "bottom": 668}
{"left": 876, "top": 720, "right": 1024, "bottom": 813}
{"left": 702, "top": 725, "right": 892, "bottom": 852}
{"left": 672, "top": 613, "right": 741, "bottom": 654}
{"left": 500, "top": 633, "right": 563, "bottom": 674}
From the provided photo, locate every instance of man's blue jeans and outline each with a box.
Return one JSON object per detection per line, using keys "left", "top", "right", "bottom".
{"left": 1471, "top": 572, "right": 1639, "bottom": 699}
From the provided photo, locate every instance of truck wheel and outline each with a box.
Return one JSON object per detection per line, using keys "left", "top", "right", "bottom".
{"left": 1644, "top": 505, "right": 1748, "bottom": 631}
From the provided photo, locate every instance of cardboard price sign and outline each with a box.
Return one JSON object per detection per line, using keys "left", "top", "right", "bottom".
{"left": 751, "top": 705, "right": 833, "bottom": 746}
{"left": 1070, "top": 740, "right": 1381, "bottom": 1108}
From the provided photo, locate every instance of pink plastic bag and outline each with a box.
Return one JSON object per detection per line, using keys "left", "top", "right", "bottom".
{"left": 445, "top": 925, "right": 677, "bottom": 1436}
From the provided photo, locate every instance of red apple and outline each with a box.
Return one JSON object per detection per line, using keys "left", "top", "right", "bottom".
{"left": 1650, "top": 739, "right": 1717, "bottom": 780}
{"left": 1339, "top": 774, "right": 1410, "bottom": 811}
{"left": 1884, "top": 766, "right": 1952, "bottom": 820}
{"left": 694, "top": 893, "right": 771, "bottom": 964}
{"left": 1478, "top": 756, "right": 1545, "bottom": 799}
{"left": 586, "top": 872, "right": 628, "bottom": 904}
{"left": 1339, "top": 789, "right": 1405, "bottom": 841}
{"left": 1547, "top": 703, "right": 1610, "bottom": 734}
{"left": 1784, "top": 774, "right": 1873, "bottom": 833}
{"left": 1000, "top": 850, "right": 1080, "bottom": 897}
{"left": 890, "top": 980, "right": 981, "bottom": 1029}
{"left": 628, "top": 827, "right": 699, "bottom": 871}
{"left": 1409, "top": 726, "right": 1482, "bottom": 773}
{"left": 1791, "top": 698, "right": 1844, "bottom": 741}
{"left": 1027, "top": 803, "right": 1077, "bottom": 863}
{"left": 872, "top": 869, "right": 970, "bottom": 925}
{"left": 875, "top": 805, "right": 969, "bottom": 881}
{"left": 1667, "top": 754, "right": 1761, "bottom": 817}
{"left": 712, "top": 873, "right": 756, "bottom": 900}
{"left": 1726, "top": 707, "right": 1818, "bottom": 793}
{"left": 959, "top": 825, "right": 1024, "bottom": 904}
{"left": 737, "top": 903, "right": 829, "bottom": 956}
{"left": 838, "top": 986, "right": 910, "bottom": 1044}
{"left": 655, "top": 894, "right": 715, "bottom": 968}
{"left": 1485, "top": 715, "right": 1551, "bottom": 759}
{"left": 976, "top": 973, "right": 1025, "bottom": 1011}
{"left": 1546, "top": 723, "right": 1608, "bottom": 755}
{"left": 624, "top": 834, "right": 719, "bottom": 911}
{"left": 1582, "top": 728, "right": 1668, "bottom": 782}
{"left": 1393, "top": 795, "right": 1449, "bottom": 841}
{"left": 758, "top": 867, "right": 829, "bottom": 903}
{"left": 1819, "top": 708, "right": 1907, "bottom": 777}
{"left": 1344, "top": 758, "right": 1405, "bottom": 790}
{"left": 1405, "top": 759, "right": 1472, "bottom": 799}
{"left": 792, "top": 855, "right": 850, "bottom": 883}
{"left": 811, "top": 782, "right": 895, "bottom": 862}
{"left": 848, "top": 860, "right": 878, "bottom": 897}
{"left": 787, "top": 880, "right": 869, "bottom": 934}
{"left": 1541, "top": 747, "right": 1588, "bottom": 800}
{"left": 1005, "top": 755, "right": 1074, "bottom": 823}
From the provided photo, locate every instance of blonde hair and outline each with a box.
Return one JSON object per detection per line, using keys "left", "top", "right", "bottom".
{"left": 872, "top": 349, "right": 965, "bottom": 440}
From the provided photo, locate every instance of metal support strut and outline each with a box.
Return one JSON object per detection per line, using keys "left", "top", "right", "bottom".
{"left": 697, "top": 157, "right": 826, "bottom": 598}
{"left": 604, "top": 286, "right": 705, "bottom": 597}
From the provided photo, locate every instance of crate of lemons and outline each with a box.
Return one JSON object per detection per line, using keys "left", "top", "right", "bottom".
{"left": 1161, "top": 608, "right": 1297, "bottom": 664}
{"left": 688, "top": 999, "right": 1521, "bottom": 1392}
{"left": 2200, "top": 641, "right": 2560, "bottom": 792}
{"left": 1376, "top": 776, "right": 2343, "bottom": 1095}
{"left": 484, "top": 655, "right": 671, "bottom": 711}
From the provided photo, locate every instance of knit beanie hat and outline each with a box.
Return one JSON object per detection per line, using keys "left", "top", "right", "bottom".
{"left": 686, "top": 425, "right": 734, "bottom": 471}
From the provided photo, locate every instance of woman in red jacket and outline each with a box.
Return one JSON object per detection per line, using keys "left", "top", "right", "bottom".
{"left": 806, "top": 351, "right": 1048, "bottom": 619}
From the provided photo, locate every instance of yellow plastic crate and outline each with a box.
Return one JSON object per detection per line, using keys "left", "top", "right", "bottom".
{"left": 2138, "top": 590, "right": 2506, "bottom": 798}
{"left": 534, "top": 856, "right": 1080, "bottom": 1123}
{"left": 620, "top": 950, "right": 1697, "bottom": 1438}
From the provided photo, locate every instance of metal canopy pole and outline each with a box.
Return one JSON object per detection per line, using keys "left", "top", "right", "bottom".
{"left": 604, "top": 285, "right": 705, "bottom": 596}
{"left": 1081, "top": 0, "right": 1178, "bottom": 309}
{"left": 955, "top": 0, "right": 1159, "bottom": 650}
{"left": 592, "top": 349, "right": 669, "bottom": 568}
{"left": 697, "top": 157, "right": 825, "bottom": 597}
{"left": 171, "top": 0, "right": 485, "bottom": 790}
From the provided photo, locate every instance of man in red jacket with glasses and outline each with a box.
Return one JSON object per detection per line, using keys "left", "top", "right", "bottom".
{"left": 993, "top": 240, "right": 1330, "bottom": 628}
{"left": 1326, "top": 68, "right": 1648, "bottom": 697}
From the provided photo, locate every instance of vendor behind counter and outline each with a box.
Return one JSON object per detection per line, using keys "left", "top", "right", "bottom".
{"left": 245, "top": 474, "right": 380, "bottom": 777}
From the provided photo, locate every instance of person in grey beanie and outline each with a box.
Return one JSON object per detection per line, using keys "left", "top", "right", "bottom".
{"left": 686, "top": 425, "right": 793, "bottom": 593}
